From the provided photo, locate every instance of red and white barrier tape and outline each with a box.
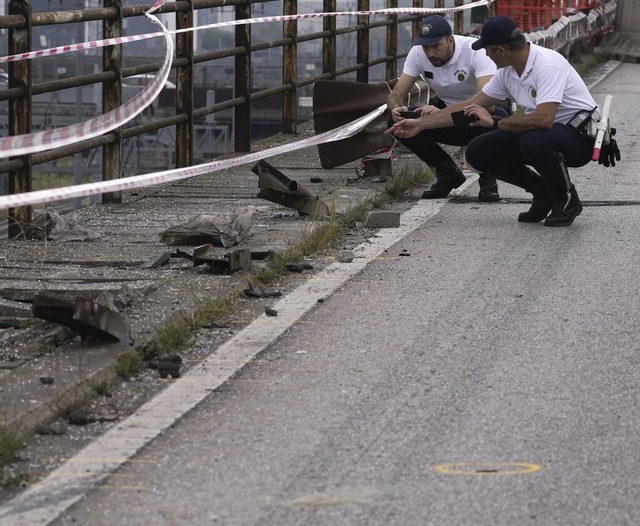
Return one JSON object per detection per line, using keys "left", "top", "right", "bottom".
{"left": 0, "top": 104, "right": 388, "bottom": 210}
{"left": 0, "top": 8, "right": 173, "bottom": 157}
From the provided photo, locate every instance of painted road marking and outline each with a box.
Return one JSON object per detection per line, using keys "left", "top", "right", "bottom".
{"left": 434, "top": 462, "right": 543, "bottom": 476}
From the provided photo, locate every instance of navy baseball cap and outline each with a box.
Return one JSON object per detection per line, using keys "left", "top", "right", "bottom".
{"left": 413, "top": 16, "right": 452, "bottom": 47}
{"left": 471, "top": 16, "right": 522, "bottom": 50}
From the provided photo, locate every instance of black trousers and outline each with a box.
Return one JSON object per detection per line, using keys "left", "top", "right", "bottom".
{"left": 388, "top": 106, "right": 509, "bottom": 179}
{"left": 465, "top": 123, "right": 595, "bottom": 175}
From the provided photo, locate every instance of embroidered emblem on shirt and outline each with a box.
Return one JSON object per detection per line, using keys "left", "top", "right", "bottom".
{"left": 529, "top": 86, "right": 537, "bottom": 99}
{"left": 455, "top": 69, "right": 468, "bottom": 82}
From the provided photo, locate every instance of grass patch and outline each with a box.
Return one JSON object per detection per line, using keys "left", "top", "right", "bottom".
{"left": 88, "top": 377, "right": 112, "bottom": 396}
{"left": 0, "top": 426, "right": 23, "bottom": 467}
{"left": 114, "top": 350, "right": 143, "bottom": 380}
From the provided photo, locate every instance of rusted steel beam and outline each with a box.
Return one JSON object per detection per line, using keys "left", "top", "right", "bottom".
{"left": 7, "top": 0, "right": 32, "bottom": 240}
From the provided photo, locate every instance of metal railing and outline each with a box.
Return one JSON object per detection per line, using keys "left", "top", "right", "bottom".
{"left": 0, "top": 0, "right": 485, "bottom": 238}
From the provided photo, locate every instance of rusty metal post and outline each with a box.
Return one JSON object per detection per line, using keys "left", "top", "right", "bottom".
{"left": 7, "top": 0, "right": 32, "bottom": 239}
{"left": 487, "top": 0, "right": 495, "bottom": 17}
{"left": 176, "top": 0, "right": 194, "bottom": 166}
{"left": 386, "top": 0, "right": 399, "bottom": 82}
{"left": 356, "top": 0, "right": 370, "bottom": 83}
{"left": 323, "top": 0, "right": 336, "bottom": 79}
{"left": 102, "top": 0, "right": 123, "bottom": 203}
{"left": 234, "top": 0, "right": 251, "bottom": 152}
{"left": 282, "top": 0, "right": 297, "bottom": 133}
{"left": 454, "top": 0, "right": 464, "bottom": 34}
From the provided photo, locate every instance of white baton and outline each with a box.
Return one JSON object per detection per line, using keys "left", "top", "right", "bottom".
{"left": 592, "top": 95, "right": 613, "bottom": 161}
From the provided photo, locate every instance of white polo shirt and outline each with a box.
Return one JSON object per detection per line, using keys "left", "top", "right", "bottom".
{"left": 482, "top": 43, "right": 599, "bottom": 124}
{"left": 402, "top": 35, "right": 496, "bottom": 106}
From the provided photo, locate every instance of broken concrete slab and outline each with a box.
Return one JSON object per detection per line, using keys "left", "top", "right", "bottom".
{"left": 160, "top": 206, "right": 261, "bottom": 247}
{"left": 32, "top": 294, "right": 132, "bottom": 344}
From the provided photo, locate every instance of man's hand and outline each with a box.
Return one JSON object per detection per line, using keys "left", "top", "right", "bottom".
{"left": 598, "top": 127, "right": 621, "bottom": 167}
{"left": 390, "top": 105, "right": 409, "bottom": 123}
{"left": 385, "top": 118, "right": 422, "bottom": 139}
{"left": 463, "top": 104, "right": 493, "bottom": 128}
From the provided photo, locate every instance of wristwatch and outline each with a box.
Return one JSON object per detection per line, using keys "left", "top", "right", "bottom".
{"left": 492, "top": 116, "right": 502, "bottom": 130}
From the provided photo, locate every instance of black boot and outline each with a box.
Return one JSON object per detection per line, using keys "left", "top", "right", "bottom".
{"left": 539, "top": 161, "right": 583, "bottom": 227}
{"left": 478, "top": 175, "right": 500, "bottom": 202}
{"left": 421, "top": 168, "right": 466, "bottom": 199}
{"left": 544, "top": 186, "right": 583, "bottom": 227}
{"left": 517, "top": 180, "right": 553, "bottom": 223}
{"left": 484, "top": 163, "right": 551, "bottom": 221}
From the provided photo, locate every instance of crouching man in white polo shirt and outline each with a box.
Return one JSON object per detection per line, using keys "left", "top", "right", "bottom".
{"left": 388, "top": 15, "right": 508, "bottom": 202}
{"left": 388, "top": 16, "right": 617, "bottom": 227}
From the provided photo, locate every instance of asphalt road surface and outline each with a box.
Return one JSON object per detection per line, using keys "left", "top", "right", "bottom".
{"left": 3, "top": 61, "right": 640, "bottom": 526}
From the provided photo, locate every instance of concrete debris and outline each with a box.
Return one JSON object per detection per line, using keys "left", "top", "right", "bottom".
{"left": 36, "top": 420, "right": 68, "bottom": 436}
{"left": 151, "top": 354, "right": 183, "bottom": 379}
{"left": 364, "top": 211, "right": 401, "bottom": 229}
{"left": 243, "top": 281, "right": 282, "bottom": 299}
{"left": 193, "top": 245, "right": 252, "bottom": 274}
{"left": 159, "top": 206, "right": 262, "bottom": 247}
{"left": 335, "top": 250, "right": 355, "bottom": 263}
{"left": 250, "top": 248, "right": 276, "bottom": 261}
{"left": 285, "top": 263, "right": 312, "bottom": 273}
{"left": 0, "top": 297, "right": 34, "bottom": 318}
{"left": 139, "top": 252, "right": 171, "bottom": 268}
{"left": 252, "top": 159, "right": 329, "bottom": 217}
{"left": 28, "top": 208, "right": 101, "bottom": 242}
{"left": 32, "top": 294, "right": 133, "bottom": 344}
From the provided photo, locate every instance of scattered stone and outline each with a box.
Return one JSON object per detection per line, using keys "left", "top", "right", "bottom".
{"left": 335, "top": 250, "right": 355, "bottom": 263}
{"left": 317, "top": 298, "right": 325, "bottom": 303}
{"left": 310, "top": 177, "right": 323, "bottom": 183}
{"left": 36, "top": 420, "right": 68, "bottom": 436}
{"left": 39, "top": 376, "right": 54, "bottom": 385}
{"left": 286, "top": 263, "right": 306, "bottom": 273}
{"left": 264, "top": 307, "right": 278, "bottom": 317}
{"left": 67, "top": 409, "right": 93, "bottom": 426}
{"left": 399, "top": 249, "right": 411, "bottom": 256}
{"left": 156, "top": 354, "right": 183, "bottom": 379}
{"left": 250, "top": 248, "right": 276, "bottom": 260}
{"left": 364, "top": 211, "right": 401, "bottom": 229}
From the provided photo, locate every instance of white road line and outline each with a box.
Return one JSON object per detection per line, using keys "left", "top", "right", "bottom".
{"left": 0, "top": 193, "right": 458, "bottom": 526}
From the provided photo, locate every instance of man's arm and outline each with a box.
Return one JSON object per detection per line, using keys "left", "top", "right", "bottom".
{"left": 490, "top": 102, "right": 558, "bottom": 132}
{"left": 386, "top": 90, "right": 499, "bottom": 138}
{"left": 387, "top": 73, "right": 419, "bottom": 111}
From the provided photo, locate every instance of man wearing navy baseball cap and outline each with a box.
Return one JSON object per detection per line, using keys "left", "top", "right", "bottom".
{"left": 387, "top": 16, "right": 619, "bottom": 227}
{"left": 413, "top": 14, "right": 452, "bottom": 47}
{"left": 388, "top": 15, "right": 508, "bottom": 202}
{"left": 470, "top": 16, "right": 523, "bottom": 51}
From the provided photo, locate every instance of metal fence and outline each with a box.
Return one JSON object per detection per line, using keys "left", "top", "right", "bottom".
{"left": 2, "top": 0, "right": 493, "bottom": 238}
